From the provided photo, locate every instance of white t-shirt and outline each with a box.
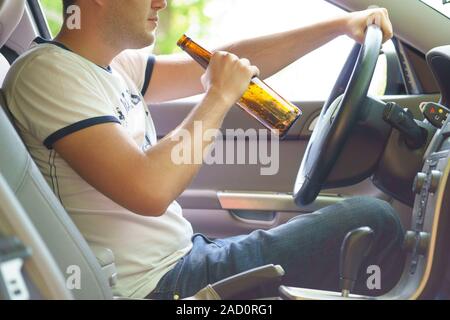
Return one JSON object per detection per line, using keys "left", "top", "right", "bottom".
{"left": 3, "top": 38, "right": 193, "bottom": 298}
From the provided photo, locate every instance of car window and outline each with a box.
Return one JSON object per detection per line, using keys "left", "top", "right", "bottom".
{"left": 420, "top": 0, "right": 450, "bottom": 19}
{"left": 40, "top": 0, "right": 63, "bottom": 37}
{"left": 182, "top": 0, "right": 389, "bottom": 100}
{"left": 39, "top": 0, "right": 391, "bottom": 100}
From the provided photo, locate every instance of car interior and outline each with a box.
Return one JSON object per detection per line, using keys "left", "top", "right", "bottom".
{"left": 0, "top": 0, "right": 450, "bottom": 300}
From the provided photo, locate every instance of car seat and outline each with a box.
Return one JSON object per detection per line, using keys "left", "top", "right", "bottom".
{"left": 0, "top": 0, "right": 283, "bottom": 300}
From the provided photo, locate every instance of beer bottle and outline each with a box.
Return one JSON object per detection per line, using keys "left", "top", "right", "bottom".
{"left": 177, "top": 34, "right": 302, "bottom": 138}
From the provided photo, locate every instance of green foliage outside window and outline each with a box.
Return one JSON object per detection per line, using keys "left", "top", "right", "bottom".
{"left": 40, "top": 0, "right": 63, "bottom": 37}
{"left": 154, "top": 0, "right": 211, "bottom": 54}
{"left": 39, "top": 0, "right": 211, "bottom": 55}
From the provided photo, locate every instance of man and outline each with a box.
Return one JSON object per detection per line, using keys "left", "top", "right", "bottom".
{"left": 3, "top": 0, "right": 403, "bottom": 299}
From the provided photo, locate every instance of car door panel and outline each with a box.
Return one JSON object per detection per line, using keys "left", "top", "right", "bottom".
{"left": 150, "top": 94, "right": 440, "bottom": 237}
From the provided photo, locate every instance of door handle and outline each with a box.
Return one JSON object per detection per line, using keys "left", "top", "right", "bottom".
{"left": 217, "top": 191, "right": 345, "bottom": 213}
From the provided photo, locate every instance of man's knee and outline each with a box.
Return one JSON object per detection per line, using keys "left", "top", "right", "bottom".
{"left": 343, "top": 197, "right": 402, "bottom": 231}
{"left": 347, "top": 197, "right": 405, "bottom": 261}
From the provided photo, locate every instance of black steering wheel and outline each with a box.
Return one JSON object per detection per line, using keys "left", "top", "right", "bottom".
{"left": 293, "top": 24, "right": 383, "bottom": 206}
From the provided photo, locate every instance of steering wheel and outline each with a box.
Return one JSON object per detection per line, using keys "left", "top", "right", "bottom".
{"left": 293, "top": 24, "right": 383, "bottom": 206}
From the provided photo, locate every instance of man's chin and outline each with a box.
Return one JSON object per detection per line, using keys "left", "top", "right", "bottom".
{"left": 142, "top": 31, "right": 156, "bottom": 46}
{"left": 127, "top": 33, "right": 155, "bottom": 50}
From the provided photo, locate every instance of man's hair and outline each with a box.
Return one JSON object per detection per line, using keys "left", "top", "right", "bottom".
{"left": 62, "top": 0, "right": 76, "bottom": 11}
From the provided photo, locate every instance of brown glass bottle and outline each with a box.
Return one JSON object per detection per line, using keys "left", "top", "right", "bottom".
{"left": 177, "top": 34, "right": 302, "bottom": 138}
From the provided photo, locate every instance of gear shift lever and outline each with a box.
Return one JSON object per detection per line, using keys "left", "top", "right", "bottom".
{"left": 339, "top": 227, "right": 374, "bottom": 297}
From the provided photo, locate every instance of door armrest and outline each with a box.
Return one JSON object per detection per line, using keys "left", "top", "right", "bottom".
{"left": 188, "top": 264, "right": 285, "bottom": 300}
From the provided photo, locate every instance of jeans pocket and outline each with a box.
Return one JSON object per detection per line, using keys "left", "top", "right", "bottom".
{"left": 193, "top": 233, "right": 225, "bottom": 248}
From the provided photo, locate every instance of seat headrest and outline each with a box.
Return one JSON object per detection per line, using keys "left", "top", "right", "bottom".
{"left": 0, "top": 0, "right": 26, "bottom": 48}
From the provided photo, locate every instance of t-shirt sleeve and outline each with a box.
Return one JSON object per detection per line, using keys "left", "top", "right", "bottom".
{"left": 6, "top": 51, "right": 121, "bottom": 149}
{"left": 112, "top": 48, "right": 155, "bottom": 96}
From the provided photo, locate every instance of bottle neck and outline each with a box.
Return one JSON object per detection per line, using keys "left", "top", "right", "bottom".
{"left": 177, "top": 34, "right": 211, "bottom": 69}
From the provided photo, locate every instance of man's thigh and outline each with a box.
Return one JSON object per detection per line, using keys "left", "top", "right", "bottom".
{"left": 156, "top": 196, "right": 404, "bottom": 299}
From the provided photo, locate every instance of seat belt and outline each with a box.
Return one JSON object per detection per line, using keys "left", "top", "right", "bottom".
{"left": 0, "top": 235, "right": 31, "bottom": 300}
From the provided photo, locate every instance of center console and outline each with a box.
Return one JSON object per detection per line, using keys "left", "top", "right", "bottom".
{"left": 280, "top": 113, "right": 450, "bottom": 300}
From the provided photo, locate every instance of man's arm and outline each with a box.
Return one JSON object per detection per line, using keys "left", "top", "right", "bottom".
{"left": 54, "top": 52, "right": 259, "bottom": 216}
{"left": 144, "top": 8, "right": 393, "bottom": 104}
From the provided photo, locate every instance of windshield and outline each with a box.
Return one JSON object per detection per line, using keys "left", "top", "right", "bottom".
{"left": 421, "top": 0, "right": 450, "bottom": 18}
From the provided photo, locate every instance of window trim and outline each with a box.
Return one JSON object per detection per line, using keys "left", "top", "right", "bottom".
{"left": 393, "top": 38, "right": 440, "bottom": 95}
{"left": 384, "top": 38, "right": 407, "bottom": 95}
{"left": 27, "top": 0, "right": 52, "bottom": 39}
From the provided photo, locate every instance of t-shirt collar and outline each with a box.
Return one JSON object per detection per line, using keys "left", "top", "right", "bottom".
{"left": 33, "top": 37, "right": 113, "bottom": 73}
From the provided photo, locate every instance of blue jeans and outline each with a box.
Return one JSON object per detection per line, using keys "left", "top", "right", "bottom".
{"left": 146, "top": 196, "right": 405, "bottom": 299}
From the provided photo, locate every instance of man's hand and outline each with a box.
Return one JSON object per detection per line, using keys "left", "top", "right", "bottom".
{"left": 344, "top": 8, "right": 393, "bottom": 44}
{"left": 201, "top": 51, "right": 259, "bottom": 109}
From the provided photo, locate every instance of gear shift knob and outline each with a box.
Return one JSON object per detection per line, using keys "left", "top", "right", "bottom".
{"left": 339, "top": 226, "right": 374, "bottom": 297}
